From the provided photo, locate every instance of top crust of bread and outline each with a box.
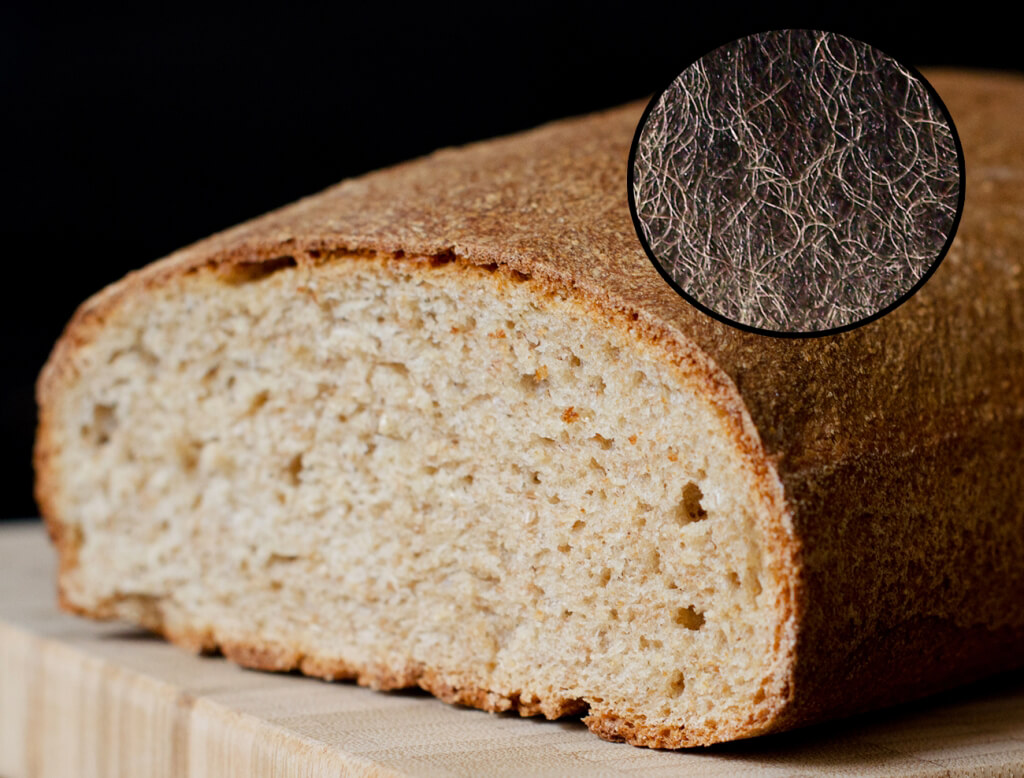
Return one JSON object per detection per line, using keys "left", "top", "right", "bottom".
{"left": 35, "top": 69, "right": 1024, "bottom": 745}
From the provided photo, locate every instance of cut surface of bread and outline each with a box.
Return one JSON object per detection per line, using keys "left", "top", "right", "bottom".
{"left": 39, "top": 255, "right": 793, "bottom": 747}
{"left": 36, "top": 69, "right": 1024, "bottom": 748}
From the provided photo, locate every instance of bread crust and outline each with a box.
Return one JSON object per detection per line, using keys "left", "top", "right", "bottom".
{"left": 35, "top": 69, "right": 1024, "bottom": 747}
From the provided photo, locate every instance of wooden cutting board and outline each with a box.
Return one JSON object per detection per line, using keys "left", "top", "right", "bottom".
{"left": 2, "top": 522, "right": 1023, "bottom": 777}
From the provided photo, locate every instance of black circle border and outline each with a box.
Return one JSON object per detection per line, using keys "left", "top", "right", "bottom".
{"left": 626, "top": 28, "right": 967, "bottom": 339}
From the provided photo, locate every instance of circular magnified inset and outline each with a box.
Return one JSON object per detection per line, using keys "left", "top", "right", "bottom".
{"left": 629, "top": 29, "right": 964, "bottom": 337}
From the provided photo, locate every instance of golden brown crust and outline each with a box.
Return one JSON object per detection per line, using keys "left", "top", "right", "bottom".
{"left": 34, "top": 68, "right": 1024, "bottom": 747}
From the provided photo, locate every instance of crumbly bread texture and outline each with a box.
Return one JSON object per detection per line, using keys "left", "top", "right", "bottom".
{"left": 36, "top": 70, "right": 1024, "bottom": 748}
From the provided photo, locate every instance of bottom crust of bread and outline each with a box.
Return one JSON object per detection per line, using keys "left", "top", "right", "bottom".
{"left": 53, "top": 585, "right": 774, "bottom": 749}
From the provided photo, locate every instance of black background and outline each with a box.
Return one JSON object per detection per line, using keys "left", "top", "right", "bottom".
{"left": 3, "top": 3, "right": 1021, "bottom": 518}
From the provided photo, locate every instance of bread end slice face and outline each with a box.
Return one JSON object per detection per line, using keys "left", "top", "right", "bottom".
{"left": 36, "top": 254, "right": 797, "bottom": 747}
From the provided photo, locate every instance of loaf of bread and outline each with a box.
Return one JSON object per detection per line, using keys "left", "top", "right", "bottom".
{"left": 35, "top": 69, "right": 1024, "bottom": 748}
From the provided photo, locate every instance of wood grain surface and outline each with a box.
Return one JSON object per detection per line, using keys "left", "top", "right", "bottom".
{"left": 2, "top": 522, "right": 1023, "bottom": 777}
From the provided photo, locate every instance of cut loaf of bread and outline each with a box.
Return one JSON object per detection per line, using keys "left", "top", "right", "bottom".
{"left": 35, "top": 70, "right": 1024, "bottom": 748}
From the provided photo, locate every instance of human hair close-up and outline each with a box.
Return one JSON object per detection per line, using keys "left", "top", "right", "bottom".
{"left": 632, "top": 29, "right": 962, "bottom": 334}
